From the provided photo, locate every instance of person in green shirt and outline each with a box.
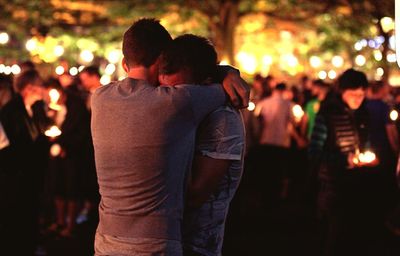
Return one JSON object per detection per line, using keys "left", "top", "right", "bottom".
{"left": 305, "top": 79, "right": 330, "bottom": 138}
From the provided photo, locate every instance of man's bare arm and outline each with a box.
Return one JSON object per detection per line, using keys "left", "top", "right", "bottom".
{"left": 187, "top": 155, "right": 231, "bottom": 208}
{"left": 216, "top": 65, "right": 250, "bottom": 109}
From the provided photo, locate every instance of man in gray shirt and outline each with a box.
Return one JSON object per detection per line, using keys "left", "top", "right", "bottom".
{"left": 158, "top": 34, "right": 245, "bottom": 256}
{"left": 92, "top": 19, "right": 248, "bottom": 256}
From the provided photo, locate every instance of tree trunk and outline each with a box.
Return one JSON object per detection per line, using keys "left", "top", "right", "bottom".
{"left": 209, "top": 0, "right": 239, "bottom": 66}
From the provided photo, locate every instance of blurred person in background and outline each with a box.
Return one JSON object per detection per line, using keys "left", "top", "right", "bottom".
{"left": 45, "top": 79, "right": 91, "bottom": 238}
{"left": 309, "top": 68, "right": 392, "bottom": 256}
{"left": 77, "top": 65, "right": 100, "bottom": 224}
{"left": 305, "top": 79, "right": 331, "bottom": 139}
{"left": 0, "top": 69, "right": 48, "bottom": 255}
{"left": 254, "top": 83, "right": 304, "bottom": 210}
{"left": 0, "top": 74, "right": 13, "bottom": 109}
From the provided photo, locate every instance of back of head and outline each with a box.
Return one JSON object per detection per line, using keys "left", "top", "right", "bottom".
{"left": 275, "top": 82, "right": 287, "bottom": 92}
{"left": 369, "top": 80, "right": 385, "bottom": 95}
{"left": 123, "top": 18, "right": 172, "bottom": 68}
{"left": 0, "top": 74, "right": 13, "bottom": 91}
{"left": 159, "top": 34, "right": 217, "bottom": 84}
{"left": 338, "top": 68, "right": 368, "bottom": 91}
{"left": 80, "top": 65, "right": 100, "bottom": 78}
{"left": 14, "top": 69, "right": 42, "bottom": 93}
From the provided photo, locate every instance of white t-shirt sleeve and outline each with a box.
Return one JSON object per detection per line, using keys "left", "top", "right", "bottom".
{"left": 196, "top": 107, "right": 244, "bottom": 161}
{"left": 0, "top": 122, "right": 10, "bottom": 150}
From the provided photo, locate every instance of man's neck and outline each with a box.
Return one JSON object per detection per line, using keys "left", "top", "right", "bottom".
{"left": 126, "top": 66, "right": 157, "bottom": 86}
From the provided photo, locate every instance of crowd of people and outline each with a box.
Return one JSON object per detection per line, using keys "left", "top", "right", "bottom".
{"left": 0, "top": 17, "right": 399, "bottom": 256}
{"left": 240, "top": 69, "right": 400, "bottom": 255}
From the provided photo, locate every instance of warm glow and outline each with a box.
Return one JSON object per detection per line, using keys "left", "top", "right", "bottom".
{"left": 105, "top": 63, "right": 116, "bottom": 75}
{"left": 247, "top": 101, "right": 256, "bottom": 111}
{"left": 373, "top": 50, "right": 383, "bottom": 61}
{"left": 78, "top": 65, "right": 85, "bottom": 72}
{"left": 355, "top": 55, "right": 366, "bottom": 66}
{"left": 45, "top": 125, "right": 62, "bottom": 138}
{"left": 50, "top": 144, "right": 62, "bottom": 157}
{"left": 283, "top": 54, "right": 298, "bottom": 67}
{"left": 26, "top": 38, "right": 37, "bottom": 52}
{"left": 236, "top": 52, "right": 257, "bottom": 75}
{"left": 332, "top": 56, "right": 344, "bottom": 68}
{"left": 0, "top": 32, "right": 9, "bottom": 44}
{"left": 100, "top": 75, "right": 111, "bottom": 85}
{"left": 54, "top": 45, "right": 65, "bottom": 57}
{"left": 11, "top": 64, "right": 21, "bottom": 75}
{"left": 387, "top": 53, "right": 397, "bottom": 63}
{"left": 358, "top": 151, "right": 376, "bottom": 164}
{"left": 55, "top": 65, "right": 65, "bottom": 75}
{"left": 380, "top": 17, "right": 394, "bottom": 33}
{"left": 69, "top": 67, "right": 78, "bottom": 76}
{"left": 262, "top": 55, "right": 273, "bottom": 66}
{"left": 354, "top": 42, "right": 363, "bottom": 51}
{"left": 376, "top": 67, "right": 384, "bottom": 77}
{"left": 310, "top": 56, "right": 322, "bottom": 68}
{"left": 106, "top": 49, "right": 121, "bottom": 64}
{"left": 0, "top": 64, "right": 5, "bottom": 73}
{"left": 318, "top": 71, "right": 327, "bottom": 80}
{"left": 49, "top": 89, "right": 61, "bottom": 103}
{"left": 219, "top": 59, "right": 229, "bottom": 65}
{"left": 328, "top": 70, "right": 337, "bottom": 79}
{"left": 80, "top": 50, "right": 94, "bottom": 63}
{"left": 292, "top": 104, "right": 304, "bottom": 122}
{"left": 390, "top": 110, "right": 399, "bottom": 121}
{"left": 4, "top": 66, "right": 11, "bottom": 75}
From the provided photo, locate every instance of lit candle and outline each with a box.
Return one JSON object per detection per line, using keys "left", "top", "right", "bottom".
{"left": 352, "top": 150, "right": 377, "bottom": 165}
{"left": 390, "top": 109, "right": 399, "bottom": 121}
{"left": 48, "top": 89, "right": 62, "bottom": 111}
{"left": 292, "top": 104, "right": 304, "bottom": 122}
{"left": 45, "top": 125, "right": 62, "bottom": 138}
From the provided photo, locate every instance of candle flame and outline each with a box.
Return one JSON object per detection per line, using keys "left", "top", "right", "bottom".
{"left": 292, "top": 104, "right": 304, "bottom": 122}
{"left": 45, "top": 125, "right": 62, "bottom": 138}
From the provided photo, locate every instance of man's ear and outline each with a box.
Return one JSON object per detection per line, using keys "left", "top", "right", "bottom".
{"left": 122, "top": 57, "right": 129, "bottom": 73}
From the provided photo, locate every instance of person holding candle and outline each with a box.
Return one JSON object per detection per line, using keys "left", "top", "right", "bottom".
{"left": 44, "top": 79, "right": 91, "bottom": 238}
{"left": 0, "top": 69, "right": 48, "bottom": 255}
{"left": 308, "top": 68, "right": 391, "bottom": 256}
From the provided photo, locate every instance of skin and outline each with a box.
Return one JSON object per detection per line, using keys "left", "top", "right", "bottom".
{"left": 341, "top": 88, "right": 365, "bottom": 110}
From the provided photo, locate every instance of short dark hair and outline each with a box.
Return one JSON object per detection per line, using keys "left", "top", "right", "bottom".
{"left": 14, "top": 69, "right": 42, "bottom": 92}
{"left": 159, "top": 34, "right": 217, "bottom": 84}
{"left": 369, "top": 81, "right": 385, "bottom": 94}
{"left": 312, "top": 79, "right": 330, "bottom": 89}
{"left": 0, "top": 74, "right": 13, "bottom": 90}
{"left": 338, "top": 68, "right": 368, "bottom": 91}
{"left": 275, "top": 82, "right": 287, "bottom": 91}
{"left": 123, "top": 18, "right": 172, "bottom": 68}
{"left": 80, "top": 65, "right": 100, "bottom": 78}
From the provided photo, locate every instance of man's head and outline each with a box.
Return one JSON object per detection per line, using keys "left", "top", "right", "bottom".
{"left": 14, "top": 69, "right": 44, "bottom": 105}
{"left": 368, "top": 81, "right": 389, "bottom": 99}
{"left": 311, "top": 79, "right": 329, "bottom": 99}
{"left": 122, "top": 18, "right": 172, "bottom": 84}
{"left": 0, "top": 74, "right": 13, "bottom": 108}
{"left": 338, "top": 68, "right": 368, "bottom": 110}
{"left": 159, "top": 34, "right": 217, "bottom": 86}
{"left": 79, "top": 65, "right": 100, "bottom": 92}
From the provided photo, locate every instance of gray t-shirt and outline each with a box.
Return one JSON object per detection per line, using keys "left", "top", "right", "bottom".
{"left": 255, "top": 93, "right": 293, "bottom": 148}
{"left": 183, "top": 106, "right": 245, "bottom": 256}
{"left": 91, "top": 78, "right": 225, "bottom": 245}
